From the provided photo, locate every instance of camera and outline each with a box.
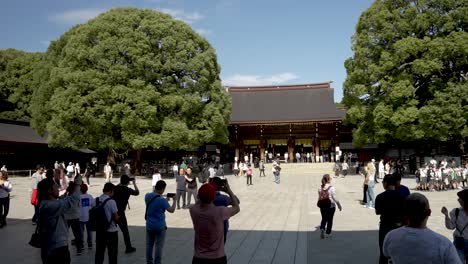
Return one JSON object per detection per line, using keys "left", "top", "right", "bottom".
{"left": 166, "top": 193, "right": 176, "bottom": 198}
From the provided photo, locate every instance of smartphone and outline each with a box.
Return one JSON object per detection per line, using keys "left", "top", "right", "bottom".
{"left": 166, "top": 193, "right": 176, "bottom": 198}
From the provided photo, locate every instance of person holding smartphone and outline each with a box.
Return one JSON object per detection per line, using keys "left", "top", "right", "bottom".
{"left": 145, "top": 180, "right": 176, "bottom": 264}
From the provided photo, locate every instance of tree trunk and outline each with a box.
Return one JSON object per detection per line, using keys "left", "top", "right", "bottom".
{"left": 130, "top": 149, "right": 143, "bottom": 176}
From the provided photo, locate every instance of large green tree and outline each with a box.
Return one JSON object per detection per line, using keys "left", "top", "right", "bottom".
{"left": 343, "top": 0, "right": 468, "bottom": 149}
{"left": 0, "top": 48, "right": 36, "bottom": 120}
{"left": 30, "top": 8, "right": 231, "bottom": 170}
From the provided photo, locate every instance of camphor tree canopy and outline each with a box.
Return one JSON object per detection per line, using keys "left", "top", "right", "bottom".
{"left": 31, "top": 8, "right": 231, "bottom": 152}
{"left": 343, "top": 0, "right": 468, "bottom": 148}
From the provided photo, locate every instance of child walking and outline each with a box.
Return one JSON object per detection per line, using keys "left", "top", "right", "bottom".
{"left": 79, "top": 183, "right": 95, "bottom": 248}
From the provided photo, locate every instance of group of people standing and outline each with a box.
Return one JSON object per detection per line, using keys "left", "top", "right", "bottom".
{"left": 233, "top": 158, "right": 281, "bottom": 185}
{"left": 29, "top": 159, "right": 240, "bottom": 264}
{"left": 416, "top": 158, "right": 468, "bottom": 192}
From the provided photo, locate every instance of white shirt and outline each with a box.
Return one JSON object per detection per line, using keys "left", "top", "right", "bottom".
{"left": 152, "top": 173, "right": 162, "bottom": 187}
{"left": 244, "top": 155, "right": 248, "bottom": 162}
{"left": 0, "top": 181, "right": 12, "bottom": 198}
{"left": 383, "top": 226, "right": 461, "bottom": 264}
{"left": 233, "top": 162, "right": 238, "bottom": 170}
{"left": 104, "top": 164, "right": 112, "bottom": 174}
{"left": 172, "top": 165, "right": 178, "bottom": 172}
{"left": 99, "top": 194, "right": 119, "bottom": 232}
{"left": 446, "top": 208, "right": 468, "bottom": 239}
{"left": 342, "top": 163, "right": 349, "bottom": 170}
{"left": 66, "top": 165, "right": 74, "bottom": 173}
{"left": 79, "top": 193, "right": 95, "bottom": 222}
{"left": 209, "top": 167, "right": 216, "bottom": 178}
{"left": 0, "top": 166, "right": 6, "bottom": 172}
{"left": 379, "top": 161, "right": 385, "bottom": 173}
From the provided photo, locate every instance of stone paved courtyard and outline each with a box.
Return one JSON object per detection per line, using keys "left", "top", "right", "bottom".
{"left": 1, "top": 164, "right": 460, "bottom": 264}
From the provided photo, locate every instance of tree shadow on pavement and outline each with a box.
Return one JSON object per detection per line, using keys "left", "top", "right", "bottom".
{"left": 3, "top": 218, "right": 380, "bottom": 264}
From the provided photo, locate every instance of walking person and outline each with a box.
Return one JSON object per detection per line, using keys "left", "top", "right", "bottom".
{"left": 189, "top": 182, "right": 240, "bottom": 264}
{"left": 175, "top": 168, "right": 187, "bottom": 209}
{"left": 442, "top": 189, "right": 468, "bottom": 263}
{"left": 31, "top": 165, "right": 44, "bottom": 224}
{"left": 79, "top": 183, "right": 94, "bottom": 249}
{"left": 272, "top": 159, "right": 281, "bottom": 184}
{"left": 378, "top": 159, "right": 385, "bottom": 180}
{"left": 341, "top": 160, "right": 349, "bottom": 178}
{"left": 151, "top": 168, "right": 162, "bottom": 189}
{"left": 0, "top": 171, "right": 12, "bottom": 228}
{"left": 145, "top": 180, "right": 176, "bottom": 264}
{"left": 233, "top": 158, "right": 239, "bottom": 177}
{"left": 375, "top": 174, "right": 405, "bottom": 264}
{"left": 259, "top": 160, "right": 266, "bottom": 177}
{"left": 104, "top": 162, "right": 113, "bottom": 183}
{"left": 84, "top": 162, "right": 92, "bottom": 186}
{"left": 95, "top": 183, "right": 120, "bottom": 264}
{"left": 172, "top": 162, "right": 178, "bottom": 178}
{"left": 185, "top": 167, "right": 198, "bottom": 206}
{"left": 317, "top": 174, "right": 342, "bottom": 239}
{"left": 64, "top": 182, "right": 84, "bottom": 255}
{"left": 37, "top": 177, "right": 80, "bottom": 264}
{"left": 384, "top": 193, "right": 461, "bottom": 264}
{"left": 364, "top": 162, "right": 376, "bottom": 209}
{"left": 113, "top": 174, "right": 139, "bottom": 254}
{"left": 246, "top": 164, "right": 253, "bottom": 186}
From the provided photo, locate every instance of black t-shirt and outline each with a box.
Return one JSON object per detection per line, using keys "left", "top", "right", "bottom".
{"left": 375, "top": 189, "right": 404, "bottom": 226}
{"left": 186, "top": 173, "right": 197, "bottom": 189}
{"left": 113, "top": 184, "right": 139, "bottom": 212}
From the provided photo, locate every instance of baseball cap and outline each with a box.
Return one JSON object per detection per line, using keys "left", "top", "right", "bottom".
{"left": 198, "top": 183, "right": 216, "bottom": 203}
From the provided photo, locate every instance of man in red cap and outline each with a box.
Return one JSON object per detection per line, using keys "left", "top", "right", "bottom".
{"left": 189, "top": 180, "right": 240, "bottom": 264}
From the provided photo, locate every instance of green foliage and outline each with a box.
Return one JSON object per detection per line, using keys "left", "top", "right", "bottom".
{"left": 31, "top": 8, "right": 230, "bottom": 151}
{"left": 344, "top": 0, "right": 468, "bottom": 146}
{"left": 0, "top": 49, "right": 44, "bottom": 121}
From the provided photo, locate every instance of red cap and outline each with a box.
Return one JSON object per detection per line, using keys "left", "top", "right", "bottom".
{"left": 198, "top": 183, "right": 216, "bottom": 202}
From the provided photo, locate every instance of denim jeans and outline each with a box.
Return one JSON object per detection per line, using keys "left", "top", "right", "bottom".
{"left": 146, "top": 229, "right": 166, "bottom": 264}
{"left": 320, "top": 206, "right": 336, "bottom": 234}
{"left": 274, "top": 172, "right": 280, "bottom": 184}
{"left": 366, "top": 181, "right": 375, "bottom": 207}
{"left": 0, "top": 196, "right": 10, "bottom": 226}
{"left": 176, "top": 190, "right": 186, "bottom": 208}
{"left": 80, "top": 221, "right": 92, "bottom": 246}
{"left": 187, "top": 188, "right": 197, "bottom": 205}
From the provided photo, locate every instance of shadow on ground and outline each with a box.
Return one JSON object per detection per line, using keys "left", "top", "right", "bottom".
{"left": 2, "top": 218, "right": 379, "bottom": 264}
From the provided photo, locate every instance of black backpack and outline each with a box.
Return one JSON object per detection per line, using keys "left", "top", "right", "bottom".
{"left": 89, "top": 198, "right": 112, "bottom": 232}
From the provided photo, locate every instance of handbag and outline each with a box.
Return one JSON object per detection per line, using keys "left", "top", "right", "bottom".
{"left": 29, "top": 225, "right": 41, "bottom": 248}
{"left": 30, "top": 189, "right": 38, "bottom": 206}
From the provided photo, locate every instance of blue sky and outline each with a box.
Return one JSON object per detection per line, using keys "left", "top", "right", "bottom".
{"left": 0, "top": 0, "right": 374, "bottom": 102}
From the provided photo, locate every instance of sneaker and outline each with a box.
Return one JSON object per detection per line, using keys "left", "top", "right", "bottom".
{"left": 363, "top": 205, "right": 368, "bottom": 208}
{"left": 125, "top": 247, "right": 136, "bottom": 254}
{"left": 320, "top": 230, "right": 325, "bottom": 239}
{"left": 325, "top": 233, "right": 332, "bottom": 239}
{"left": 368, "top": 206, "right": 375, "bottom": 209}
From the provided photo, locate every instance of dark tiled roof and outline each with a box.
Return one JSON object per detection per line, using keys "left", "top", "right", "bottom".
{"left": 228, "top": 82, "right": 345, "bottom": 124}
{"left": 0, "top": 122, "right": 47, "bottom": 145}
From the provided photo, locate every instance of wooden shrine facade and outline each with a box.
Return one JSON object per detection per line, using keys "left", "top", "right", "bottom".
{"left": 227, "top": 82, "right": 345, "bottom": 162}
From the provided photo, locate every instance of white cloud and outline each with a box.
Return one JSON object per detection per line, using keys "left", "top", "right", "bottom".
{"left": 195, "top": 28, "right": 212, "bottom": 35}
{"left": 49, "top": 8, "right": 105, "bottom": 25}
{"left": 223, "top": 73, "right": 299, "bottom": 86}
{"left": 159, "top": 8, "right": 204, "bottom": 24}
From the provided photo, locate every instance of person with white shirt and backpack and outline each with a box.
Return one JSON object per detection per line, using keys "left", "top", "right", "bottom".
{"left": 317, "top": 174, "right": 342, "bottom": 239}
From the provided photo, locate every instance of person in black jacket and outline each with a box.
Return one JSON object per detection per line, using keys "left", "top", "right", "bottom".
{"left": 185, "top": 167, "right": 198, "bottom": 206}
{"left": 112, "top": 174, "right": 139, "bottom": 253}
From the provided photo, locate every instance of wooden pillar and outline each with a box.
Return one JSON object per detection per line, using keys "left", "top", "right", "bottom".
{"left": 260, "top": 138, "right": 266, "bottom": 162}
{"left": 288, "top": 137, "right": 295, "bottom": 163}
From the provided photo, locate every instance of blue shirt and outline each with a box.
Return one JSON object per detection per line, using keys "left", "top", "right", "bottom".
{"left": 145, "top": 192, "right": 170, "bottom": 231}
{"left": 397, "top": 185, "right": 410, "bottom": 199}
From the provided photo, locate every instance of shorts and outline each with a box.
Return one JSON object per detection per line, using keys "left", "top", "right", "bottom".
{"left": 420, "top": 178, "right": 427, "bottom": 184}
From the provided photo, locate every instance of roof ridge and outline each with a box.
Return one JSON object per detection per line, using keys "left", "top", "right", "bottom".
{"left": 227, "top": 82, "right": 332, "bottom": 92}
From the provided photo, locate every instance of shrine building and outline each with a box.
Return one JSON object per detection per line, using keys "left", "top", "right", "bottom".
{"left": 227, "top": 82, "right": 346, "bottom": 162}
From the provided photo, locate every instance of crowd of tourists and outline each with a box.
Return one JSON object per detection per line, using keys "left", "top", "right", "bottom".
{"left": 20, "top": 162, "right": 241, "bottom": 264}
{"left": 415, "top": 158, "right": 468, "bottom": 192}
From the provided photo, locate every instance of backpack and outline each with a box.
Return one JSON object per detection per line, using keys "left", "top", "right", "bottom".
{"left": 317, "top": 186, "right": 332, "bottom": 208}
{"left": 89, "top": 197, "right": 112, "bottom": 232}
